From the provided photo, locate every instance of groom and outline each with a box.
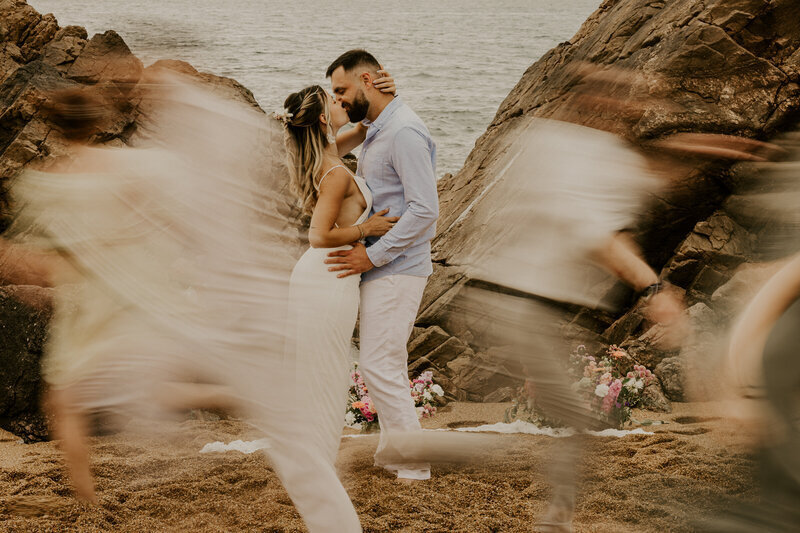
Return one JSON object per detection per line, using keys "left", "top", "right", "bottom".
{"left": 324, "top": 49, "right": 439, "bottom": 480}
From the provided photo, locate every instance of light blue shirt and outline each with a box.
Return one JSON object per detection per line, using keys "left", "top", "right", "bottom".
{"left": 357, "top": 97, "right": 439, "bottom": 283}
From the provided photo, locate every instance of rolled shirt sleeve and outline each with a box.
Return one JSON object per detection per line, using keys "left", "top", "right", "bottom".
{"left": 366, "top": 126, "right": 439, "bottom": 268}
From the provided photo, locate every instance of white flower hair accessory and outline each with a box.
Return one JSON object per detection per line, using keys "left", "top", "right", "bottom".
{"left": 272, "top": 109, "right": 293, "bottom": 125}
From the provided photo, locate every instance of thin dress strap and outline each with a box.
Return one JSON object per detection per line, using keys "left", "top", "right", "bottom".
{"left": 315, "top": 164, "right": 347, "bottom": 191}
{"left": 315, "top": 164, "right": 358, "bottom": 229}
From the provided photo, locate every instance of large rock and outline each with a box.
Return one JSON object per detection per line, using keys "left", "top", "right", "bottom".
{"left": 639, "top": 379, "right": 672, "bottom": 413}
{"left": 450, "top": 354, "right": 517, "bottom": 401}
{"left": 710, "top": 261, "right": 785, "bottom": 320}
{"left": 414, "top": 0, "right": 800, "bottom": 401}
{"left": 661, "top": 210, "right": 756, "bottom": 304}
{"left": 407, "top": 325, "right": 450, "bottom": 363}
{"left": 0, "top": 0, "right": 59, "bottom": 79}
{"left": 654, "top": 356, "right": 686, "bottom": 402}
{"left": 65, "top": 30, "right": 142, "bottom": 88}
{"left": 41, "top": 26, "right": 88, "bottom": 73}
{"left": 0, "top": 286, "right": 52, "bottom": 442}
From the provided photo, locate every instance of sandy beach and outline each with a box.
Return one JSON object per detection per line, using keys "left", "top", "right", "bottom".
{"left": 0, "top": 402, "right": 757, "bottom": 532}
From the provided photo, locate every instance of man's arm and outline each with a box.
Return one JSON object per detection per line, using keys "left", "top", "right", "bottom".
{"left": 365, "top": 126, "right": 438, "bottom": 268}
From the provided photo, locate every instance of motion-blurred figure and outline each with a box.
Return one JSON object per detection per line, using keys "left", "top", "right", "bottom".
{"left": 1, "top": 87, "right": 114, "bottom": 503}
{"left": 718, "top": 253, "right": 800, "bottom": 532}
{"left": 701, "top": 130, "right": 800, "bottom": 532}
{"left": 0, "top": 69, "right": 388, "bottom": 532}
{"left": 443, "top": 65, "right": 770, "bottom": 532}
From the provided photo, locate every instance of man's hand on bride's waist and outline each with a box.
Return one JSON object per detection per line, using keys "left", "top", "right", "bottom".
{"left": 325, "top": 242, "right": 375, "bottom": 278}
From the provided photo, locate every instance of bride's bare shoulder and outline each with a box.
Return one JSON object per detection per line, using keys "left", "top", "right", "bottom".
{"left": 317, "top": 165, "right": 352, "bottom": 193}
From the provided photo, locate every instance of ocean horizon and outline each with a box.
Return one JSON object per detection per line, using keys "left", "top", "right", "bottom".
{"left": 29, "top": 0, "right": 600, "bottom": 175}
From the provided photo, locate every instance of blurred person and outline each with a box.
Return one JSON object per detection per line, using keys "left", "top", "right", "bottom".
{"left": 4, "top": 86, "right": 145, "bottom": 503}
{"left": 4, "top": 70, "right": 402, "bottom": 532}
{"left": 443, "top": 64, "right": 772, "bottom": 532}
{"left": 698, "top": 131, "right": 800, "bottom": 532}
{"left": 715, "top": 252, "right": 800, "bottom": 532}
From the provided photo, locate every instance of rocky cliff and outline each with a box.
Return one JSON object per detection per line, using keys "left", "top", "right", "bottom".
{"left": 408, "top": 0, "right": 800, "bottom": 404}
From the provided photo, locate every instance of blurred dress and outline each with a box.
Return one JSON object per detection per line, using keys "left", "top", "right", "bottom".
{"left": 460, "top": 118, "right": 659, "bottom": 308}
{"left": 287, "top": 164, "right": 372, "bottom": 464}
{"left": 445, "top": 117, "right": 662, "bottom": 524}
{"left": 11, "top": 158, "right": 193, "bottom": 410}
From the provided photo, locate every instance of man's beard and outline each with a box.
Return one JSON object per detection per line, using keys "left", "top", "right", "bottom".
{"left": 344, "top": 90, "right": 370, "bottom": 123}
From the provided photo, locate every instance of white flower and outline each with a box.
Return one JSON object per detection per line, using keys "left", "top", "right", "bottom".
{"left": 423, "top": 391, "right": 433, "bottom": 401}
{"left": 594, "top": 384, "right": 610, "bottom": 398}
{"left": 344, "top": 411, "right": 356, "bottom": 427}
{"left": 415, "top": 406, "right": 425, "bottom": 418}
{"left": 635, "top": 379, "right": 644, "bottom": 390}
{"left": 431, "top": 384, "right": 444, "bottom": 397}
{"left": 271, "top": 109, "right": 293, "bottom": 125}
{"left": 578, "top": 377, "right": 592, "bottom": 389}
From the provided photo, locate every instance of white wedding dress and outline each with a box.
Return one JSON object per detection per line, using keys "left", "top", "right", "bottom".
{"left": 287, "top": 164, "right": 373, "bottom": 465}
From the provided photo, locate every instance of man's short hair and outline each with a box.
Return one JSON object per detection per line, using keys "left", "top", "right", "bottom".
{"left": 326, "top": 49, "right": 381, "bottom": 78}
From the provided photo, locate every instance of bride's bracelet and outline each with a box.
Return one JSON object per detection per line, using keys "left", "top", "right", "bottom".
{"left": 357, "top": 224, "right": 365, "bottom": 240}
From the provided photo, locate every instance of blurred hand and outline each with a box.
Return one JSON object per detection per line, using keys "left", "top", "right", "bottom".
{"left": 644, "top": 289, "right": 684, "bottom": 324}
{"left": 649, "top": 133, "right": 784, "bottom": 162}
{"left": 640, "top": 287, "right": 689, "bottom": 348}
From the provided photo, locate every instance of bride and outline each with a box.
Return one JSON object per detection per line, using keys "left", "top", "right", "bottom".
{"left": 278, "top": 78, "right": 398, "bottom": 466}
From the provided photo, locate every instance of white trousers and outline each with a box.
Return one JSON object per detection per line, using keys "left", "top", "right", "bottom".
{"left": 359, "top": 274, "right": 430, "bottom": 479}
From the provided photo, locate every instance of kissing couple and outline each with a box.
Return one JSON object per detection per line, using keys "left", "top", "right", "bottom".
{"left": 276, "top": 49, "right": 439, "bottom": 531}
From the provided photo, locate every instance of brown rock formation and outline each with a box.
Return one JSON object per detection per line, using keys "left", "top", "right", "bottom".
{"left": 0, "top": 285, "right": 52, "bottom": 441}
{"left": 409, "top": 0, "right": 800, "bottom": 403}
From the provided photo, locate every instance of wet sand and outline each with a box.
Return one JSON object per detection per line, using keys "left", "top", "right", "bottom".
{"left": 0, "top": 402, "right": 757, "bottom": 532}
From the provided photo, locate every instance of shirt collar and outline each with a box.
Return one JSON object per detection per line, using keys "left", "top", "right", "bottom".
{"left": 361, "top": 96, "right": 402, "bottom": 132}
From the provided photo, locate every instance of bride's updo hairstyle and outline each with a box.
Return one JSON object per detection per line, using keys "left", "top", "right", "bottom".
{"left": 281, "top": 85, "right": 333, "bottom": 216}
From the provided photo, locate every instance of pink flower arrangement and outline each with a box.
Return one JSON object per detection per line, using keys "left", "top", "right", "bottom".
{"left": 346, "top": 364, "right": 445, "bottom": 432}
{"left": 510, "top": 344, "right": 656, "bottom": 429}
{"left": 602, "top": 379, "right": 623, "bottom": 414}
